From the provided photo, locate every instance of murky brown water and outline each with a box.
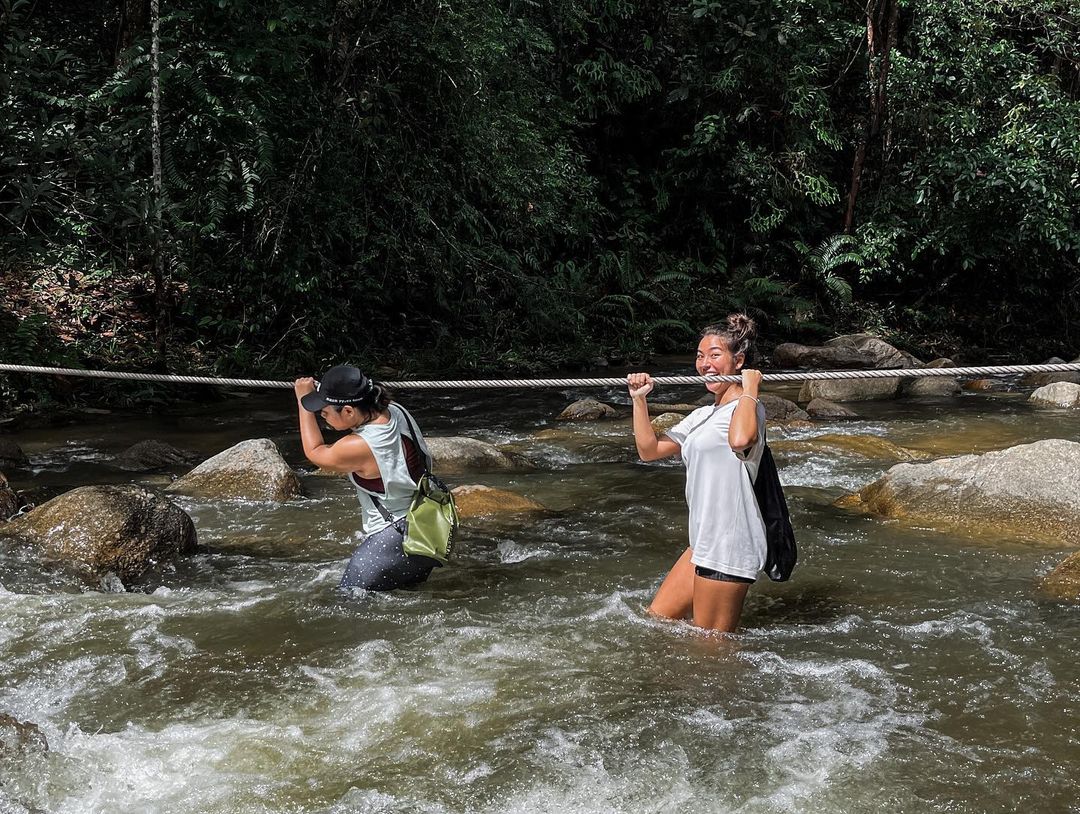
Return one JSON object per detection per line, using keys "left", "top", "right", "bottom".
{"left": 2, "top": 377, "right": 1079, "bottom": 813}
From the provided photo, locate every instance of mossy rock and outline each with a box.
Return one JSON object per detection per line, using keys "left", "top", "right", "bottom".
{"left": 773, "top": 433, "right": 924, "bottom": 462}
{"left": 452, "top": 485, "right": 545, "bottom": 519}
{"left": 1042, "top": 551, "right": 1080, "bottom": 600}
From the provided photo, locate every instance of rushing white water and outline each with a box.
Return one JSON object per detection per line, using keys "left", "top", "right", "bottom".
{"left": 2, "top": 385, "right": 1079, "bottom": 813}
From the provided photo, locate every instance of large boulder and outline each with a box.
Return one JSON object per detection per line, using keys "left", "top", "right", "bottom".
{"left": 0, "top": 485, "right": 197, "bottom": 584}
{"left": 772, "top": 343, "right": 874, "bottom": 369}
{"left": 799, "top": 376, "right": 901, "bottom": 402}
{"left": 838, "top": 439, "right": 1080, "bottom": 545}
{"left": 557, "top": 398, "right": 618, "bottom": 421}
{"left": 0, "top": 438, "right": 28, "bottom": 470}
{"left": 1029, "top": 382, "right": 1080, "bottom": 409}
{"left": 452, "top": 485, "right": 545, "bottom": 519}
{"left": 825, "top": 334, "right": 923, "bottom": 369}
{"left": 167, "top": 439, "right": 302, "bottom": 501}
{"left": 113, "top": 440, "right": 197, "bottom": 472}
{"left": 1042, "top": 552, "right": 1080, "bottom": 600}
{"left": 426, "top": 437, "right": 532, "bottom": 475}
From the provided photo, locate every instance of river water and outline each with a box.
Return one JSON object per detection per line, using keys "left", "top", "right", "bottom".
{"left": 2, "top": 379, "right": 1079, "bottom": 813}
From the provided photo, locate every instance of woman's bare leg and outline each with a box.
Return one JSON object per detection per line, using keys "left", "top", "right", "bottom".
{"left": 648, "top": 548, "right": 695, "bottom": 620}
{"left": 691, "top": 576, "right": 750, "bottom": 633}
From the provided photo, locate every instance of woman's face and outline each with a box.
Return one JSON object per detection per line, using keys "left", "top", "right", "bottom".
{"left": 696, "top": 335, "right": 743, "bottom": 393}
{"left": 320, "top": 405, "right": 358, "bottom": 431}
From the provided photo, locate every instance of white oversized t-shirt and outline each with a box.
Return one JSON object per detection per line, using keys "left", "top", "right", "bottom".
{"left": 663, "top": 400, "right": 767, "bottom": 579}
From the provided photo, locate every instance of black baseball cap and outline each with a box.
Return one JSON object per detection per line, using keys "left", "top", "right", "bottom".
{"left": 300, "top": 365, "right": 373, "bottom": 411}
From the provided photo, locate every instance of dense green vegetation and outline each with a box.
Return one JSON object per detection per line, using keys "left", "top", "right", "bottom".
{"left": 2, "top": 0, "right": 1078, "bottom": 393}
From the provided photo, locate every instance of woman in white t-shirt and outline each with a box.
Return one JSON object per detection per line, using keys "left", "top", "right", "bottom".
{"left": 628, "top": 314, "right": 766, "bottom": 632}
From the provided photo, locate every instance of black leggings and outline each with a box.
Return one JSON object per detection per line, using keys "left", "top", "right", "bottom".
{"left": 340, "top": 519, "right": 440, "bottom": 591}
{"left": 694, "top": 566, "right": 755, "bottom": 584}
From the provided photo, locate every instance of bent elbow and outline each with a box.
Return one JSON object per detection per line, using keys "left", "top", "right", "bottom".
{"left": 729, "top": 433, "right": 756, "bottom": 453}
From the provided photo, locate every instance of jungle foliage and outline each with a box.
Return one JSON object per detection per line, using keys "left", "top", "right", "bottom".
{"left": 1, "top": 0, "right": 1078, "bottom": 381}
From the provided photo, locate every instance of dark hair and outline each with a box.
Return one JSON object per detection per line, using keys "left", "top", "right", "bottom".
{"left": 701, "top": 313, "right": 757, "bottom": 366}
{"left": 332, "top": 380, "right": 393, "bottom": 416}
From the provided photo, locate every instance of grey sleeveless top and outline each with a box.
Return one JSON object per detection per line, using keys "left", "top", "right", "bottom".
{"left": 348, "top": 403, "right": 432, "bottom": 534}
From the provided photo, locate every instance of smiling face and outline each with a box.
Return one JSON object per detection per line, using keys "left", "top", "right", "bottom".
{"left": 696, "top": 334, "right": 743, "bottom": 394}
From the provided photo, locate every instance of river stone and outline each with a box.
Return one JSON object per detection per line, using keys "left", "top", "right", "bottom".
{"left": 759, "top": 394, "right": 809, "bottom": 422}
{"left": 0, "top": 713, "right": 48, "bottom": 760}
{"left": 651, "top": 412, "right": 685, "bottom": 435}
{"left": 806, "top": 398, "right": 858, "bottom": 420}
{"left": 798, "top": 376, "right": 900, "bottom": 402}
{"left": 902, "top": 374, "right": 962, "bottom": 397}
{"left": 839, "top": 438, "right": 1080, "bottom": 545}
{"left": 167, "top": 439, "right": 302, "bottom": 501}
{"left": 0, "top": 438, "right": 28, "bottom": 469}
{"left": 426, "top": 437, "right": 532, "bottom": 475}
{"left": 113, "top": 440, "right": 197, "bottom": 472}
{"left": 0, "top": 484, "right": 197, "bottom": 583}
{"left": 1042, "top": 551, "right": 1080, "bottom": 600}
{"left": 771, "top": 342, "right": 873, "bottom": 369}
{"left": 452, "top": 485, "right": 545, "bottom": 519}
{"left": 825, "top": 334, "right": 923, "bottom": 369}
{"left": 1021, "top": 357, "right": 1080, "bottom": 387}
{"left": 1029, "top": 382, "right": 1080, "bottom": 409}
{"left": 964, "top": 378, "right": 1011, "bottom": 392}
{"left": 0, "top": 472, "right": 17, "bottom": 520}
{"left": 557, "top": 398, "right": 618, "bottom": 421}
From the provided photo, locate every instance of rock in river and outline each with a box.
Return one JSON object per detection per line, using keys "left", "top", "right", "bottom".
{"left": 0, "top": 437, "right": 28, "bottom": 470}
{"left": 1042, "top": 551, "right": 1080, "bottom": 600}
{"left": 113, "top": 439, "right": 197, "bottom": 472}
{"left": 452, "top": 485, "right": 545, "bottom": 519}
{"left": 168, "top": 438, "right": 302, "bottom": 501}
{"left": 426, "top": 437, "right": 533, "bottom": 475}
{"left": 0, "top": 484, "right": 197, "bottom": 584}
{"left": 837, "top": 439, "right": 1080, "bottom": 545}
{"left": 1029, "top": 382, "right": 1080, "bottom": 409}
{"left": 557, "top": 398, "right": 618, "bottom": 421}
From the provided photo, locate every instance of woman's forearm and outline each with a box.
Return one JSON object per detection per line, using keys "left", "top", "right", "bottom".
{"left": 297, "top": 407, "right": 329, "bottom": 460}
{"left": 632, "top": 397, "right": 661, "bottom": 460}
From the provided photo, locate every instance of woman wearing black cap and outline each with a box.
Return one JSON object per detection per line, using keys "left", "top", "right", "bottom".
{"left": 295, "top": 365, "right": 441, "bottom": 591}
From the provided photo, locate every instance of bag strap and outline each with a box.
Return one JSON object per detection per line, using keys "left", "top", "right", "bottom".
{"left": 369, "top": 492, "right": 396, "bottom": 523}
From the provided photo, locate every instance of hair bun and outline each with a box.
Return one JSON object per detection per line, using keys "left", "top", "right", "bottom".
{"left": 727, "top": 313, "right": 757, "bottom": 340}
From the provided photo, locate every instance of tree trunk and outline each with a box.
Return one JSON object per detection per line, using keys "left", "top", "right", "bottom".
{"left": 150, "top": 0, "right": 166, "bottom": 366}
{"left": 843, "top": 0, "right": 900, "bottom": 233}
{"left": 115, "top": 0, "right": 149, "bottom": 65}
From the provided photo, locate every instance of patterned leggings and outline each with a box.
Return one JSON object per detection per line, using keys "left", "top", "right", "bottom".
{"left": 340, "top": 518, "right": 440, "bottom": 591}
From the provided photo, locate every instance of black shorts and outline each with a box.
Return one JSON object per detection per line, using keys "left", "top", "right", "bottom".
{"left": 694, "top": 566, "right": 755, "bottom": 584}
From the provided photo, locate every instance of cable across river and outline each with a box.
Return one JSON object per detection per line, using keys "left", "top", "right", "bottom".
{"left": 2, "top": 361, "right": 1079, "bottom": 390}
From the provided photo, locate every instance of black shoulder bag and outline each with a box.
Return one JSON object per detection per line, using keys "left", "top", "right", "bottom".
{"left": 752, "top": 429, "right": 798, "bottom": 582}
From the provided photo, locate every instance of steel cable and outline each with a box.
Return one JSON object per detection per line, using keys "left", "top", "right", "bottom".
{"left": 2, "top": 361, "right": 1079, "bottom": 389}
